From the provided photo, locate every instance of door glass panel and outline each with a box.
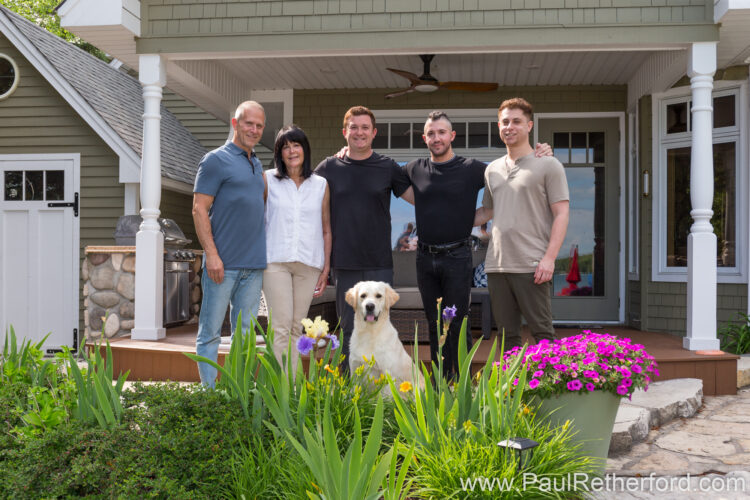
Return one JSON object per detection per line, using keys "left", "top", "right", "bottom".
{"left": 25, "top": 171, "right": 44, "bottom": 201}
{"left": 589, "top": 132, "right": 605, "bottom": 163}
{"left": 553, "top": 133, "right": 569, "bottom": 163}
{"left": 666, "top": 143, "right": 736, "bottom": 267}
{"left": 570, "top": 132, "right": 587, "bottom": 163}
{"left": 554, "top": 167, "right": 605, "bottom": 297}
{"left": 713, "top": 95, "right": 735, "bottom": 128}
{"left": 4, "top": 170, "right": 22, "bottom": 200}
{"left": 45, "top": 170, "right": 65, "bottom": 200}
{"left": 667, "top": 102, "right": 688, "bottom": 133}
{"left": 390, "top": 123, "right": 410, "bottom": 148}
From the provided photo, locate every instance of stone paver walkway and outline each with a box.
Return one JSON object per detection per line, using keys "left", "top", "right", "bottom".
{"left": 591, "top": 387, "right": 750, "bottom": 499}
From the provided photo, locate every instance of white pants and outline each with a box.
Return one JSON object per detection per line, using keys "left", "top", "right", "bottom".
{"left": 262, "top": 261, "right": 321, "bottom": 371}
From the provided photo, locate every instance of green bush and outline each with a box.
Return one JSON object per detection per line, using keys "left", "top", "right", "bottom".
{"left": 719, "top": 312, "right": 750, "bottom": 354}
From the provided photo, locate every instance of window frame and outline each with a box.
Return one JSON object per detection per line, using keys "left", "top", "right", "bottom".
{"left": 0, "top": 53, "right": 20, "bottom": 101}
{"left": 372, "top": 108, "right": 506, "bottom": 163}
{"left": 651, "top": 81, "right": 748, "bottom": 283}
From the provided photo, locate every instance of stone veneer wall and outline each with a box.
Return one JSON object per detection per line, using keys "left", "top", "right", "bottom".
{"left": 82, "top": 246, "right": 202, "bottom": 339}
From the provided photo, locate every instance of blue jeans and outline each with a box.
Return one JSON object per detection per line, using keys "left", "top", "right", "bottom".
{"left": 195, "top": 268, "right": 263, "bottom": 387}
{"left": 416, "top": 244, "right": 473, "bottom": 378}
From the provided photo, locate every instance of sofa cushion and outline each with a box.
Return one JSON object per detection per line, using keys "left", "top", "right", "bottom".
{"left": 310, "top": 286, "right": 337, "bottom": 306}
{"left": 392, "top": 286, "right": 423, "bottom": 309}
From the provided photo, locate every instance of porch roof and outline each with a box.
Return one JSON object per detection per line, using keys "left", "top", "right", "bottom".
{"left": 1, "top": 6, "right": 206, "bottom": 188}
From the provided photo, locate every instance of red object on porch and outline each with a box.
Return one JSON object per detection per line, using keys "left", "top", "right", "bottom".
{"left": 559, "top": 246, "right": 581, "bottom": 296}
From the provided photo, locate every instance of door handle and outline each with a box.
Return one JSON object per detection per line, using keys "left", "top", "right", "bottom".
{"left": 47, "top": 192, "right": 79, "bottom": 217}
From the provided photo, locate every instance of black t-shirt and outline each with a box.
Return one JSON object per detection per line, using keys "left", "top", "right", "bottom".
{"left": 315, "top": 152, "right": 410, "bottom": 270}
{"left": 404, "top": 156, "right": 486, "bottom": 245}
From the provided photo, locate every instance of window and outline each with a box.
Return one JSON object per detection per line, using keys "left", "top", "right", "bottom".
{"left": 0, "top": 54, "right": 19, "bottom": 100}
{"left": 653, "top": 86, "right": 746, "bottom": 282}
{"left": 4, "top": 170, "right": 65, "bottom": 201}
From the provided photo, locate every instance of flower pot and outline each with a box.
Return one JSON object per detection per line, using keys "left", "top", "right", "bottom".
{"left": 533, "top": 390, "right": 620, "bottom": 474}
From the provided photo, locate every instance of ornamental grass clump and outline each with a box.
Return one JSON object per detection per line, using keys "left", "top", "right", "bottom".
{"left": 502, "top": 331, "right": 659, "bottom": 399}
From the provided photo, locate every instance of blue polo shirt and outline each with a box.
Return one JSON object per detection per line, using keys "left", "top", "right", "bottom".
{"left": 194, "top": 141, "right": 266, "bottom": 270}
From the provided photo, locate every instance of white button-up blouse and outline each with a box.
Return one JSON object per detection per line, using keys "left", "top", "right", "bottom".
{"left": 265, "top": 169, "right": 327, "bottom": 270}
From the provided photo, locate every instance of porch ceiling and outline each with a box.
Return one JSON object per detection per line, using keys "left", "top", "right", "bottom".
{"left": 214, "top": 51, "right": 655, "bottom": 90}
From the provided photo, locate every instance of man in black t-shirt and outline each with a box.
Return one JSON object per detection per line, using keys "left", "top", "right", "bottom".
{"left": 315, "top": 106, "right": 412, "bottom": 365}
{"left": 404, "top": 111, "right": 485, "bottom": 378}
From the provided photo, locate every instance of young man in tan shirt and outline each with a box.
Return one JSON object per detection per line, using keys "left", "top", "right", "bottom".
{"left": 475, "top": 98, "right": 570, "bottom": 349}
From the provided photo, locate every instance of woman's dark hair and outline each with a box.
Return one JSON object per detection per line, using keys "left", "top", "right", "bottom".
{"left": 273, "top": 125, "right": 312, "bottom": 179}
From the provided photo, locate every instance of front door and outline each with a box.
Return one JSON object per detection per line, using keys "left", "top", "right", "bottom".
{"left": 0, "top": 155, "right": 79, "bottom": 350}
{"left": 538, "top": 118, "right": 620, "bottom": 322}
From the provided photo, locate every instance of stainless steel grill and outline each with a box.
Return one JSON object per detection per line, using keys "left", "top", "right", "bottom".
{"left": 114, "top": 215, "right": 196, "bottom": 326}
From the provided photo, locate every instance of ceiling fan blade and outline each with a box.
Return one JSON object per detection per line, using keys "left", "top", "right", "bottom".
{"left": 438, "top": 81, "right": 499, "bottom": 92}
{"left": 386, "top": 67, "right": 421, "bottom": 84}
{"left": 385, "top": 87, "right": 416, "bottom": 99}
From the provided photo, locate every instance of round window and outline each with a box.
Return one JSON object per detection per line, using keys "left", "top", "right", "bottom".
{"left": 0, "top": 54, "right": 20, "bottom": 100}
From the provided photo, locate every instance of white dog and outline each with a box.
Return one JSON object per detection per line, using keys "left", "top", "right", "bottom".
{"left": 346, "top": 281, "right": 423, "bottom": 388}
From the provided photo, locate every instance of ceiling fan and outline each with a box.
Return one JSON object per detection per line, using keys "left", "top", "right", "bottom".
{"left": 385, "top": 54, "right": 498, "bottom": 99}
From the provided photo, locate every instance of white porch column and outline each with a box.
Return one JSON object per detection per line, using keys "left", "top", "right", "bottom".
{"left": 131, "top": 54, "right": 166, "bottom": 341}
{"left": 684, "top": 42, "right": 719, "bottom": 351}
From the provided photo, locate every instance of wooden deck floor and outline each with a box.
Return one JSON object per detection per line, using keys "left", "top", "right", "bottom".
{"left": 91, "top": 325, "right": 739, "bottom": 395}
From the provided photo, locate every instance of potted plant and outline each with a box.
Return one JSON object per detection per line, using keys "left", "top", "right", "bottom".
{"left": 501, "top": 331, "right": 659, "bottom": 473}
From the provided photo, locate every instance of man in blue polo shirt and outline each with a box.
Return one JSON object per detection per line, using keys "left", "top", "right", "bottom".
{"left": 193, "top": 100, "right": 268, "bottom": 387}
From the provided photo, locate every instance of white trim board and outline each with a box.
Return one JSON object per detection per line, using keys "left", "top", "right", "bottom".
{"left": 534, "top": 112, "right": 628, "bottom": 325}
{"left": 650, "top": 80, "right": 749, "bottom": 284}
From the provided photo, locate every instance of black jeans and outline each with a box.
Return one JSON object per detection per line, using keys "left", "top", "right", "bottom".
{"left": 333, "top": 268, "right": 393, "bottom": 371}
{"left": 416, "top": 245, "right": 473, "bottom": 378}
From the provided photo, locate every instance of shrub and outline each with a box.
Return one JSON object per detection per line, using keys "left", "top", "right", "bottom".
{"left": 719, "top": 313, "right": 750, "bottom": 355}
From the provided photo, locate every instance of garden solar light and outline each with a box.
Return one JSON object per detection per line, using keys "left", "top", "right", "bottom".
{"left": 498, "top": 438, "right": 539, "bottom": 470}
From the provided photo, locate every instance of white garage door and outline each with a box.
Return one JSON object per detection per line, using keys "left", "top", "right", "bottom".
{"left": 0, "top": 154, "right": 79, "bottom": 352}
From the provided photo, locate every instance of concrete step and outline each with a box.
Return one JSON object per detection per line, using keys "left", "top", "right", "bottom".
{"left": 738, "top": 354, "right": 750, "bottom": 388}
{"left": 609, "top": 378, "right": 703, "bottom": 455}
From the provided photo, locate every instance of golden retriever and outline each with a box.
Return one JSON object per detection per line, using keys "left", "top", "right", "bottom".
{"left": 346, "top": 281, "right": 423, "bottom": 388}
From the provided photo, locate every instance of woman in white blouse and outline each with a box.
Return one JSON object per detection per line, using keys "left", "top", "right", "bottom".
{"left": 264, "top": 125, "right": 331, "bottom": 370}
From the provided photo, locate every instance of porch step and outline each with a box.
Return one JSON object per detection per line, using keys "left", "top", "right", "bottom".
{"left": 609, "top": 378, "right": 703, "bottom": 455}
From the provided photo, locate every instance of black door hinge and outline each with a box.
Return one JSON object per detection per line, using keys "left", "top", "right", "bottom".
{"left": 48, "top": 192, "right": 79, "bottom": 217}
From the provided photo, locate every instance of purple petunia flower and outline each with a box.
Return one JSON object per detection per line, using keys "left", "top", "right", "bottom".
{"left": 533, "top": 370, "right": 544, "bottom": 378}
{"left": 442, "top": 305, "right": 457, "bottom": 322}
{"left": 529, "top": 379, "right": 540, "bottom": 389}
{"left": 632, "top": 365, "right": 643, "bottom": 374}
{"left": 585, "top": 383, "right": 596, "bottom": 391}
{"left": 327, "top": 334, "right": 340, "bottom": 350}
{"left": 622, "top": 377, "right": 633, "bottom": 387}
{"left": 297, "top": 336, "right": 315, "bottom": 355}
{"left": 567, "top": 380, "right": 583, "bottom": 391}
{"left": 583, "top": 370, "right": 600, "bottom": 379}
{"left": 616, "top": 385, "right": 628, "bottom": 395}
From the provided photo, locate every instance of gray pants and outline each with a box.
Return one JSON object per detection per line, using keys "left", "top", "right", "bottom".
{"left": 487, "top": 272, "right": 555, "bottom": 348}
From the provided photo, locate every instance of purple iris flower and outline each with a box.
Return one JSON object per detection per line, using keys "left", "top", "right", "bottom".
{"left": 442, "top": 305, "right": 457, "bottom": 322}
{"left": 297, "top": 336, "right": 315, "bottom": 355}
{"left": 327, "top": 334, "right": 340, "bottom": 350}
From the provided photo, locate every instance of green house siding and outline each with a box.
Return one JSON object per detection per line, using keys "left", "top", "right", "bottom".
{"left": 137, "top": 0, "right": 718, "bottom": 54}
{"left": 162, "top": 90, "right": 229, "bottom": 151}
{"left": 294, "top": 85, "right": 626, "bottom": 164}
{"left": 0, "top": 34, "right": 124, "bottom": 336}
{"left": 636, "top": 95, "right": 748, "bottom": 336}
